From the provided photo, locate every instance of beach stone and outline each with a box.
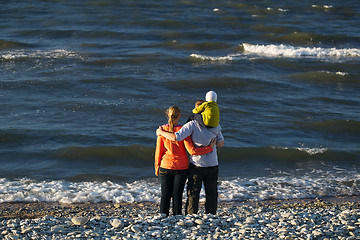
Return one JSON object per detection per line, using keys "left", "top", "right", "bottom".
{"left": 7, "top": 223, "right": 18, "bottom": 229}
{"left": 278, "top": 227, "right": 288, "bottom": 233}
{"left": 185, "top": 220, "right": 194, "bottom": 227}
{"left": 234, "top": 221, "right": 243, "bottom": 227}
{"left": 239, "top": 229, "right": 246, "bottom": 234}
{"left": 149, "top": 230, "right": 161, "bottom": 236}
{"left": 130, "top": 225, "right": 141, "bottom": 233}
{"left": 21, "top": 227, "right": 32, "bottom": 234}
{"left": 213, "top": 232, "right": 221, "bottom": 239}
{"left": 245, "top": 217, "right": 255, "bottom": 224}
{"left": 50, "top": 225, "right": 64, "bottom": 233}
{"left": 258, "top": 219, "right": 267, "bottom": 224}
{"left": 110, "top": 219, "right": 123, "bottom": 228}
{"left": 290, "top": 219, "right": 299, "bottom": 226}
{"left": 347, "top": 225, "right": 356, "bottom": 231}
{"left": 312, "top": 229, "right": 323, "bottom": 237}
{"left": 71, "top": 216, "right": 88, "bottom": 226}
{"left": 6, "top": 234, "right": 20, "bottom": 240}
{"left": 149, "top": 226, "right": 162, "bottom": 231}
{"left": 177, "top": 221, "right": 185, "bottom": 226}
{"left": 199, "top": 224, "right": 209, "bottom": 229}
{"left": 194, "top": 219, "right": 204, "bottom": 225}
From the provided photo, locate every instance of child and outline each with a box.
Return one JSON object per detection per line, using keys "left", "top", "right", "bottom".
{"left": 186, "top": 100, "right": 205, "bottom": 123}
{"left": 192, "top": 91, "right": 219, "bottom": 128}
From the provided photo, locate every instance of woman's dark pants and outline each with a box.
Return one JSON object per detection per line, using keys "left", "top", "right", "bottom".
{"left": 185, "top": 164, "right": 218, "bottom": 215}
{"left": 159, "top": 167, "right": 188, "bottom": 216}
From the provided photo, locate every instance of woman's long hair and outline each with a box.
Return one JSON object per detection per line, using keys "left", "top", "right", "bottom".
{"left": 166, "top": 105, "right": 181, "bottom": 133}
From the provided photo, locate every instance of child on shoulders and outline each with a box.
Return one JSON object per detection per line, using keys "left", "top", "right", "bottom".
{"left": 191, "top": 91, "right": 219, "bottom": 128}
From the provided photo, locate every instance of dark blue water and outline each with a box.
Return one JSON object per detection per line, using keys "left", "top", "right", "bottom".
{"left": 0, "top": 0, "right": 359, "bottom": 203}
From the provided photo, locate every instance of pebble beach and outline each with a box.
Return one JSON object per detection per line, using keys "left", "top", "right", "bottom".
{"left": 1, "top": 197, "right": 360, "bottom": 240}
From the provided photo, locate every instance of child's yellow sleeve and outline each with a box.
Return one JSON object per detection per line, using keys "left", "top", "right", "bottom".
{"left": 192, "top": 102, "right": 206, "bottom": 114}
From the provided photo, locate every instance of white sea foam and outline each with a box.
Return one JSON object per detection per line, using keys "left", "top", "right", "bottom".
{"left": 190, "top": 53, "right": 239, "bottom": 61}
{"left": 190, "top": 44, "right": 360, "bottom": 62}
{"left": 1, "top": 49, "right": 84, "bottom": 60}
{"left": 242, "top": 43, "right": 360, "bottom": 58}
{"left": 316, "top": 70, "right": 349, "bottom": 76}
{"left": 273, "top": 146, "right": 328, "bottom": 155}
{"left": 296, "top": 147, "right": 328, "bottom": 155}
{"left": 312, "top": 5, "right": 333, "bottom": 9}
{"left": 1, "top": 172, "right": 359, "bottom": 203}
{"left": 336, "top": 71, "right": 348, "bottom": 76}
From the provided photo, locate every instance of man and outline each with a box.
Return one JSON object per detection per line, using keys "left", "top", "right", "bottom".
{"left": 156, "top": 93, "right": 224, "bottom": 215}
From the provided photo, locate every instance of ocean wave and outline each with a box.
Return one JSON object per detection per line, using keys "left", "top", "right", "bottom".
{"left": 242, "top": 43, "right": 360, "bottom": 58}
{"left": 165, "top": 77, "right": 248, "bottom": 90}
{"left": 270, "top": 32, "right": 357, "bottom": 45}
{"left": 54, "top": 145, "right": 154, "bottom": 164}
{"left": 0, "top": 40, "right": 30, "bottom": 50}
{"left": 1, "top": 172, "right": 359, "bottom": 203}
{"left": 0, "top": 131, "right": 28, "bottom": 144}
{"left": 308, "top": 119, "right": 360, "bottom": 135}
{"left": 174, "top": 42, "right": 232, "bottom": 51}
{"left": 190, "top": 43, "right": 360, "bottom": 62}
{"left": 189, "top": 53, "right": 240, "bottom": 61}
{"left": 219, "top": 146, "right": 360, "bottom": 163}
{"left": 1, "top": 142, "right": 357, "bottom": 170}
{"left": 312, "top": 5, "right": 333, "bottom": 10}
{"left": 275, "top": 146, "right": 327, "bottom": 155}
{"left": 0, "top": 49, "right": 85, "bottom": 61}
{"left": 54, "top": 145, "right": 359, "bottom": 166}
{"left": 289, "top": 70, "right": 356, "bottom": 84}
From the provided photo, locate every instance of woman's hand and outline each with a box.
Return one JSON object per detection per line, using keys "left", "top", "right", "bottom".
{"left": 210, "top": 138, "right": 217, "bottom": 148}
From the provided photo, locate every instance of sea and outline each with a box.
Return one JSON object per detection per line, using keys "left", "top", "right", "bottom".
{"left": 1, "top": 0, "right": 359, "bottom": 204}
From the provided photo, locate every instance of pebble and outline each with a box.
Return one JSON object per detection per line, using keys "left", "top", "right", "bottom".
{"left": 109, "top": 219, "right": 123, "bottom": 228}
{"left": 51, "top": 225, "right": 64, "bottom": 233}
{"left": 0, "top": 200, "right": 360, "bottom": 239}
{"left": 194, "top": 219, "right": 204, "bottom": 225}
{"left": 71, "top": 216, "right": 88, "bottom": 226}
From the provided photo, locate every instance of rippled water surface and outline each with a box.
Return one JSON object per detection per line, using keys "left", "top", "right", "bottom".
{"left": 1, "top": 0, "right": 359, "bottom": 203}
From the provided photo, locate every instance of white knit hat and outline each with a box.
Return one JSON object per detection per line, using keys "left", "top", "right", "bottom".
{"left": 205, "top": 90, "right": 217, "bottom": 102}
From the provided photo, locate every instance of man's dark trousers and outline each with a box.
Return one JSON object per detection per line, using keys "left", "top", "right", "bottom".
{"left": 185, "top": 163, "right": 218, "bottom": 215}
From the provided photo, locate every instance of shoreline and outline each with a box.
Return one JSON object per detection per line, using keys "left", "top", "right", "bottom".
{"left": 1, "top": 197, "right": 360, "bottom": 239}
{"left": 1, "top": 195, "right": 360, "bottom": 219}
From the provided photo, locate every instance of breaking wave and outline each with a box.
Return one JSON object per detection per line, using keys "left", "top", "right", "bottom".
{"left": 1, "top": 171, "right": 359, "bottom": 203}
{"left": 242, "top": 43, "right": 360, "bottom": 58}
{"left": 190, "top": 43, "right": 360, "bottom": 61}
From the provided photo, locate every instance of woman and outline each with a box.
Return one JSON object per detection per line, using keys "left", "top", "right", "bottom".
{"left": 155, "top": 105, "right": 215, "bottom": 216}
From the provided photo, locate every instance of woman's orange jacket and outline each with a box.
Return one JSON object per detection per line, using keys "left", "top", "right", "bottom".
{"left": 154, "top": 124, "right": 213, "bottom": 175}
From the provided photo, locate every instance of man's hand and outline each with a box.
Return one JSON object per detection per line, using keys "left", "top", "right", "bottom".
{"left": 156, "top": 127, "right": 176, "bottom": 141}
{"left": 156, "top": 126, "right": 163, "bottom": 136}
